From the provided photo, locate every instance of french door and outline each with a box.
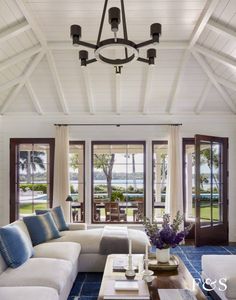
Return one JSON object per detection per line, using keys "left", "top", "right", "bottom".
{"left": 195, "top": 135, "right": 228, "bottom": 246}
{"left": 10, "top": 139, "right": 55, "bottom": 222}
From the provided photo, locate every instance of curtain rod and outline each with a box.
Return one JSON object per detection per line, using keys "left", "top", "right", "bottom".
{"left": 54, "top": 123, "right": 182, "bottom": 127}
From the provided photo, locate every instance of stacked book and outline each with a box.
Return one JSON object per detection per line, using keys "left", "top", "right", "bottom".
{"left": 103, "top": 280, "right": 150, "bottom": 300}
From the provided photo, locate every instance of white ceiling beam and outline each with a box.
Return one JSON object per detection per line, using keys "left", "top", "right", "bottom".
{"left": 81, "top": 68, "right": 95, "bottom": 115}
{"left": 0, "top": 76, "right": 23, "bottom": 92}
{"left": 206, "top": 19, "right": 236, "bottom": 42}
{"left": 0, "top": 45, "right": 41, "bottom": 72}
{"left": 195, "top": 81, "right": 212, "bottom": 114}
{"left": 165, "top": 0, "right": 219, "bottom": 113}
{"left": 0, "top": 20, "right": 30, "bottom": 44}
{"left": 48, "top": 41, "right": 188, "bottom": 51}
{"left": 165, "top": 51, "right": 191, "bottom": 113}
{"left": 194, "top": 44, "right": 236, "bottom": 69}
{"left": 215, "top": 75, "right": 236, "bottom": 92}
{"left": 188, "top": 0, "right": 220, "bottom": 49}
{"left": 192, "top": 50, "right": 236, "bottom": 114}
{"left": 15, "top": 0, "right": 47, "bottom": 48}
{"left": 46, "top": 52, "right": 69, "bottom": 114}
{"left": 142, "top": 67, "right": 154, "bottom": 114}
{"left": 25, "top": 81, "right": 44, "bottom": 115}
{"left": 0, "top": 51, "right": 45, "bottom": 115}
{"left": 16, "top": 0, "right": 69, "bottom": 115}
{"left": 115, "top": 73, "right": 121, "bottom": 115}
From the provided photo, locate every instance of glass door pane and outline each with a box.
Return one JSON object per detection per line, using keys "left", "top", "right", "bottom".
{"left": 199, "top": 141, "right": 211, "bottom": 227}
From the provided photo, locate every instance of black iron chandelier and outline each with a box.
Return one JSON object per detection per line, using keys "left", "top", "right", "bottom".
{"left": 70, "top": 0, "right": 161, "bottom": 74}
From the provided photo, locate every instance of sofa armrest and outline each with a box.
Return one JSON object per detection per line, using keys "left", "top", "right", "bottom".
{"left": 67, "top": 223, "right": 87, "bottom": 230}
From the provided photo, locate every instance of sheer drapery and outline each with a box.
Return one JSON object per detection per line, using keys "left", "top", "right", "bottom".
{"left": 166, "top": 126, "right": 183, "bottom": 219}
{"left": 53, "top": 125, "right": 70, "bottom": 222}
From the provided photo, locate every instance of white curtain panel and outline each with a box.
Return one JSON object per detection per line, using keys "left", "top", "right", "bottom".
{"left": 53, "top": 125, "right": 70, "bottom": 222}
{"left": 166, "top": 126, "right": 183, "bottom": 219}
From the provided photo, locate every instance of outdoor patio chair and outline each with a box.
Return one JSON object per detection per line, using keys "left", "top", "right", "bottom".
{"left": 105, "top": 202, "right": 127, "bottom": 222}
{"left": 133, "top": 202, "right": 144, "bottom": 222}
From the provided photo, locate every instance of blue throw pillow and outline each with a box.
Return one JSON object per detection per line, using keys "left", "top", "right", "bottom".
{"left": 23, "top": 212, "right": 61, "bottom": 246}
{"left": 0, "top": 226, "right": 33, "bottom": 268}
{"left": 35, "top": 206, "right": 69, "bottom": 231}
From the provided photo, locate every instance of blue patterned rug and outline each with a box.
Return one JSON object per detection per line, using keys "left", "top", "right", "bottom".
{"left": 68, "top": 245, "right": 236, "bottom": 300}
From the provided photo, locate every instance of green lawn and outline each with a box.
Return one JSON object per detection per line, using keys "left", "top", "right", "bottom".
{"left": 20, "top": 203, "right": 220, "bottom": 222}
{"left": 20, "top": 203, "right": 48, "bottom": 215}
{"left": 200, "top": 206, "right": 220, "bottom": 221}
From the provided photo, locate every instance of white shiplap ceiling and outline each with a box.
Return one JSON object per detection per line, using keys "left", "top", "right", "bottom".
{"left": 0, "top": 0, "right": 235, "bottom": 116}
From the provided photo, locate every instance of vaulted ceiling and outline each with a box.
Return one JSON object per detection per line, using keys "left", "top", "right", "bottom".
{"left": 0, "top": 0, "right": 235, "bottom": 116}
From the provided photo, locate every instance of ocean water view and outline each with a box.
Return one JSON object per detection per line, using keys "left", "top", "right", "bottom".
{"left": 93, "top": 179, "right": 144, "bottom": 188}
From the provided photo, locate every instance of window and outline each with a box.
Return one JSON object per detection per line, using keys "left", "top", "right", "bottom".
{"left": 92, "top": 142, "right": 145, "bottom": 223}
{"left": 10, "top": 139, "right": 55, "bottom": 222}
{"left": 69, "top": 142, "right": 85, "bottom": 223}
{"left": 152, "top": 141, "right": 168, "bottom": 221}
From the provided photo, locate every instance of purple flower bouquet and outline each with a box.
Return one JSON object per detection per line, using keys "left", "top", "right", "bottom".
{"left": 144, "top": 211, "right": 192, "bottom": 249}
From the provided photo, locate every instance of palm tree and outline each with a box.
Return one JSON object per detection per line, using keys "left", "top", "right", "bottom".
{"left": 19, "top": 151, "right": 45, "bottom": 183}
{"left": 200, "top": 148, "right": 219, "bottom": 191}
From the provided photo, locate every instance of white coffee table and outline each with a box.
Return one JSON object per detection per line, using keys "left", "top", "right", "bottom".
{"left": 98, "top": 254, "right": 149, "bottom": 299}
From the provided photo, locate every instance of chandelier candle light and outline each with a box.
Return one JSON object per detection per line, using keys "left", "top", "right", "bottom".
{"left": 70, "top": 0, "right": 161, "bottom": 73}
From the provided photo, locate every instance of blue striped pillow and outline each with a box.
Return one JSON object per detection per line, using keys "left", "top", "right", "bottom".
{"left": 35, "top": 206, "right": 69, "bottom": 231}
{"left": 0, "top": 226, "right": 34, "bottom": 268}
{"left": 23, "top": 212, "right": 61, "bottom": 246}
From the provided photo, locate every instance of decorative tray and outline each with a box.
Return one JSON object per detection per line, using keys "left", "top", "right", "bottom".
{"left": 148, "top": 253, "right": 179, "bottom": 271}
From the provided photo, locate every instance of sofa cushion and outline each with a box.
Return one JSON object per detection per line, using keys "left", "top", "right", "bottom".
{"left": 0, "top": 226, "right": 33, "bottom": 268}
{"left": 0, "top": 286, "right": 58, "bottom": 300}
{"left": 23, "top": 212, "right": 61, "bottom": 246}
{"left": 67, "top": 223, "right": 87, "bottom": 230}
{"left": 36, "top": 206, "right": 69, "bottom": 231}
{"left": 47, "top": 228, "right": 149, "bottom": 254}
{"left": 202, "top": 255, "right": 236, "bottom": 299}
{"left": 0, "top": 258, "right": 72, "bottom": 293}
{"left": 48, "top": 228, "right": 103, "bottom": 253}
{"left": 34, "top": 242, "right": 81, "bottom": 265}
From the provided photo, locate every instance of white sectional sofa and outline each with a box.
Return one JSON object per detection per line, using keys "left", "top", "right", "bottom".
{"left": 0, "top": 220, "right": 149, "bottom": 300}
{"left": 202, "top": 255, "right": 236, "bottom": 300}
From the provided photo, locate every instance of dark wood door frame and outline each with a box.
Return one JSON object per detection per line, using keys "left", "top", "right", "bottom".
{"left": 195, "top": 134, "right": 228, "bottom": 246}
{"left": 182, "top": 137, "right": 229, "bottom": 245}
{"left": 10, "top": 138, "right": 55, "bottom": 222}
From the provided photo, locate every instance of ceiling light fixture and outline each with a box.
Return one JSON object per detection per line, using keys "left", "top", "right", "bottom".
{"left": 70, "top": 0, "right": 161, "bottom": 73}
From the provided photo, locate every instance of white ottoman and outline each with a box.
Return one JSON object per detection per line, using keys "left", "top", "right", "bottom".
{"left": 202, "top": 255, "right": 236, "bottom": 300}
